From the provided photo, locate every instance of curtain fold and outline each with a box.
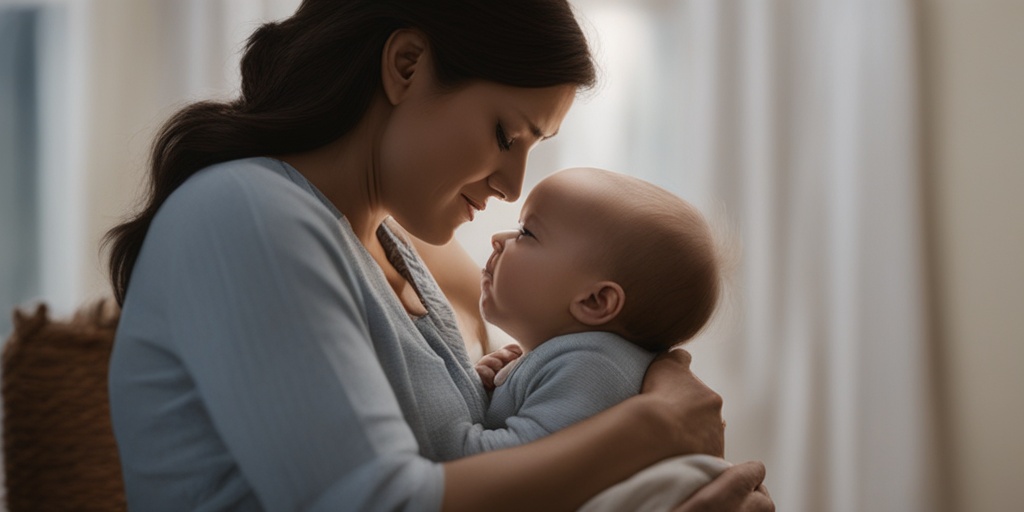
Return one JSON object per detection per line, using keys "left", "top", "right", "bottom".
{"left": 0, "top": 8, "right": 41, "bottom": 339}
{"left": 47, "top": 0, "right": 300, "bottom": 303}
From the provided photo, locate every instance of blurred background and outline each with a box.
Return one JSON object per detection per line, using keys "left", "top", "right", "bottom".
{"left": 0, "top": 0, "right": 1021, "bottom": 510}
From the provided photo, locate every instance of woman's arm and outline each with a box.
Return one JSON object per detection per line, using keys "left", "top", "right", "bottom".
{"left": 114, "top": 167, "right": 446, "bottom": 510}
{"left": 443, "top": 349, "right": 725, "bottom": 512}
{"left": 443, "top": 350, "right": 773, "bottom": 512}
{"left": 405, "top": 231, "right": 770, "bottom": 511}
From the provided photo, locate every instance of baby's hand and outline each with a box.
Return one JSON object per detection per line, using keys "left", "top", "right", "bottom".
{"left": 475, "top": 344, "right": 523, "bottom": 391}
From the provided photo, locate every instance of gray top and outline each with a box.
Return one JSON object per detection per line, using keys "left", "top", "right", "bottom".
{"left": 109, "top": 157, "right": 490, "bottom": 511}
{"left": 461, "top": 331, "right": 656, "bottom": 456}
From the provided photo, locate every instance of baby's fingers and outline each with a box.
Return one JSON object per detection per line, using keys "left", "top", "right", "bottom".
{"left": 475, "top": 364, "right": 498, "bottom": 390}
{"left": 475, "top": 344, "right": 522, "bottom": 391}
{"left": 477, "top": 354, "right": 506, "bottom": 373}
{"left": 490, "top": 344, "right": 523, "bottom": 365}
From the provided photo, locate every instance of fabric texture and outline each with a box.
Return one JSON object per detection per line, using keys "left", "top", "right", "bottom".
{"left": 467, "top": 330, "right": 729, "bottom": 510}
{"left": 580, "top": 455, "right": 730, "bottom": 512}
{"left": 109, "top": 157, "right": 490, "bottom": 511}
{"left": 528, "top": 3, "right": 937, "bottom": 510}
{"left": 461, "top": 331, "right": 655, "bottom": 455}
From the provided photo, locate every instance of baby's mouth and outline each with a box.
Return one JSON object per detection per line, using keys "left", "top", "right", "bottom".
{"left": 483, "top": 249, "right": 499, "bottom": 279}
{"left": 480, "top": 258, "right": 494, "bottom": 295}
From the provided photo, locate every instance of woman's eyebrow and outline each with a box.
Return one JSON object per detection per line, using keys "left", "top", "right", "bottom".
{"left": 516, "top": 110, "right": 557, "bottom": 140}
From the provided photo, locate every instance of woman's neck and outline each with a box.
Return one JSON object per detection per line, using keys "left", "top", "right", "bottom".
{"left": 275, "top": 96, "right": 390, "bottom": 246}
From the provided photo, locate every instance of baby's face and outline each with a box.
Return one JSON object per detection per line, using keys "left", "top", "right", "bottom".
{"left": 480, "top": 175, "right": 606, "bottom": 350}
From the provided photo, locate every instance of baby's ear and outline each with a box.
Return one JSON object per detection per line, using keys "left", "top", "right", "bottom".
{"left": 570, "top": 281, "right": 625, "bottom": 326}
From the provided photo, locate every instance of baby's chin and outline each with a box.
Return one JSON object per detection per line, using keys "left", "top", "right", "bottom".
{"left": 479, "top": 304, "right": 503, "bottom": 331}
{"left": 479, "top": 308, "right": 522, "bottom": 345}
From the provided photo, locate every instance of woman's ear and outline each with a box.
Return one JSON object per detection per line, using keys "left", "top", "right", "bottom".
{"left": 569, "top": 281, "right": 625, "bottom": 326}
{"left": 381, "top": 29, "right": 428, "bottom": 105}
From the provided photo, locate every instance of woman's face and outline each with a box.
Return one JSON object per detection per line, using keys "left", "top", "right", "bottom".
{"left": 378, "top": 79, "right": 576, "bottom": 244}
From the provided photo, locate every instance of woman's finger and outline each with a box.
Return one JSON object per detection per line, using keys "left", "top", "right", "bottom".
{"left": 742, "top": 484, "right": 775, "bottom": 512}
{"left": 642, "top": 348, "right": 724, "bottom": 456}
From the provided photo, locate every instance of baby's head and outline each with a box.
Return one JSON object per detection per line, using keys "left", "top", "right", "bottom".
{"left": 480, "top": 167, "right": 721, "bottom": 352}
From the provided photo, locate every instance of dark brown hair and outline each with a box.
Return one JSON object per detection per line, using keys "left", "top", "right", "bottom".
{"left": 105, "top": 0, "right": 596, "bottom": 305}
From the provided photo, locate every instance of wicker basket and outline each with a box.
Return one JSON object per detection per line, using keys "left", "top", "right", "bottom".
{"left": 2, "top": 299, "right": 127, "bottom": 511}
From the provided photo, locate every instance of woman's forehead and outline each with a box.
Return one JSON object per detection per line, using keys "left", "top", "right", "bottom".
{"left": 455, "top": 81, "right": 575, "bottom": 117}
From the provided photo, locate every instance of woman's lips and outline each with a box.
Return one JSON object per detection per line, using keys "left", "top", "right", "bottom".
{"left": 463, "top": 195, "right": 485, "bottom": 221}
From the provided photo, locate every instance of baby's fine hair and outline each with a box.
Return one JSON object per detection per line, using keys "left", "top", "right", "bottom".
{"left": 580, "top": 170, "right": 721, "bottom": 352}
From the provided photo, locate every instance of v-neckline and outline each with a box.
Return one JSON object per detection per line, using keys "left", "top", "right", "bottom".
{"left": 270, "top": 156, "right": 431, "bottom": 319}
{"left": 374, "top": 223, "right": 430, "bottom": 319}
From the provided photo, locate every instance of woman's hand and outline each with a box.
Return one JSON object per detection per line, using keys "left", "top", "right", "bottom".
{"left": 641, "top": 348, "right": 725, "bottom": 457}
{"left": 446, "top": 348, "right": 730, "bottom": 512}
{"left": 674, "top": 461, "right": 774, "bottom": 512}
{"left": 474, "top": 344, "right": 523, "bottom": 391}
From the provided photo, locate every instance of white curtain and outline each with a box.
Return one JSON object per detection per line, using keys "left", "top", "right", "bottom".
{"left": 474, "top": 1, "right": 940, "bottom": 510}
{"left": 1, "top": 8, "right": 43, "bottom": 340}
{"left": 35, "top": 0, "right": 300, "bottom": 314}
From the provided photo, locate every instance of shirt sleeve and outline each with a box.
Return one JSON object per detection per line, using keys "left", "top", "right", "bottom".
{"left": 138, "top": 167, "right": 443, "bottom": 511}
{"left": 458, "top": 348, "right": 639, "bottom": 455}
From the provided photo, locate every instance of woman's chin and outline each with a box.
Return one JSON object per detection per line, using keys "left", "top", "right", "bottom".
{"left": 402, "top": 223, "right": 455, "bottom": 246}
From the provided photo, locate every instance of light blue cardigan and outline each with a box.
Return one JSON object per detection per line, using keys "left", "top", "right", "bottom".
{"left": 110, "top": 157, "right": 489, "bottom": 511}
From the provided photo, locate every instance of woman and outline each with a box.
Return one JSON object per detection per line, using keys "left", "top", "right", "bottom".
{"left": 105, "top": 0, "right": 773, "bottom": 510}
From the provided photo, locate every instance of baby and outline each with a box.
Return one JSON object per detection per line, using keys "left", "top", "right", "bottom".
{"left": 473, "top": 167, "right": 731, "bottom": 510}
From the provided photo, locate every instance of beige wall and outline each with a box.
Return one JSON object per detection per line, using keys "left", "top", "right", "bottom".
{"left": 920, "top": 1, "right": 1024, "bottom": 511}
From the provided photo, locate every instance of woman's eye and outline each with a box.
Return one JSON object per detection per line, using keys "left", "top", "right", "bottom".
{"left": 517, "top": 226, "right": 534, "bottom": 239}
{"left": 496, "top": 123, "right": 514, "bottom": 152}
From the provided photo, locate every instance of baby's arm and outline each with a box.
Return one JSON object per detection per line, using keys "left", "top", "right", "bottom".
{"left": 460, "top": 347, "right": 641, "bottom": 456}
{"left": 474, "top": 344, "right": 523, "bottom": 391}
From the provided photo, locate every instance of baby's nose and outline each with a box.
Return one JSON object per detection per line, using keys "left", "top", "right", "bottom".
{"left": 490, "top": 230, "right": 518, "bottom": 251}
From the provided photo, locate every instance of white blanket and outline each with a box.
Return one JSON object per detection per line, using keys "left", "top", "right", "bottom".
{"left": 580, "top": 455, "right": 731, "bottom": 512}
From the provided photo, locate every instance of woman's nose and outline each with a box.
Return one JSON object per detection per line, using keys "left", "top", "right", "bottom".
{"left": 488, "top": 156, "right": 526, "bottom": 203}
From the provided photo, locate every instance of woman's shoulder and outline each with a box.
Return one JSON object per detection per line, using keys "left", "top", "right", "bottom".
{"left": 155, "top": 157, "right": 339, "bottom": 238}
{"left": 134, "top": 157, "right": 370, "bottom": 303}
{"left": 170, "top": 157, "right": 320, "bottom": 212}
